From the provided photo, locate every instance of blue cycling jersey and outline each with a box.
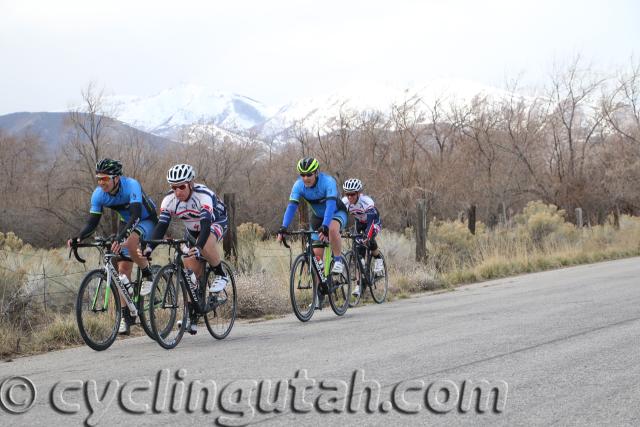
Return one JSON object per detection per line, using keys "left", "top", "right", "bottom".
{"left": 90, "top": 176, "right": 157, "bottom": 222}
{"left": 282, "top": 172, "right": 347, "bottom": 228}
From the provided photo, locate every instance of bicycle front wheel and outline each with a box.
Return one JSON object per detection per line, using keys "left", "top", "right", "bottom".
{"left": 370, "top": 253, "right": 389, "bottom": 304}
{"left": 76, "top": 269, "right": 120, "bottom": 351}
{"left": 344, "top": 251, "right": 362, "bottom": 307}
{"left": 149, "top": 265, "right": 188, "bottom": 350}
{"left": 138, "top": 264, "right": 161, "bottom": 341}
{"left": 328, "top": 259, "right": 351, "bottom": 316}
{"left": 290, "top": 254, "right": 315, "bottom": 322}
{"left": 204, "top": 261, "right": 237, "bottom": 339}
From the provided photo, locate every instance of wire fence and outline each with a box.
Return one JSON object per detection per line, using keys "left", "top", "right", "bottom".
{"left": 0, "top": 242, "right": 296, "bottom": 314}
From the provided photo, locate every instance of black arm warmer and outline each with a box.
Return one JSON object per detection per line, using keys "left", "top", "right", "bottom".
{"left": 116, "top": 202, "right": 142, "bottom": 241}
{"left": 78, "top": 213, "right": 101, "bottom": 240}
{"left": 147, "top": 221, "right": 171, "bottom": 250}
{"left": 195, "top": 217, "right": 212, "bottom": 250}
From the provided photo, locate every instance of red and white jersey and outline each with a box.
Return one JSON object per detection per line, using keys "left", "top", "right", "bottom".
{"left": 158, "top": 183, "right": 227, "bottom": 232}
{"left": 341, "top": 194, "right": 378, "bottom": 224}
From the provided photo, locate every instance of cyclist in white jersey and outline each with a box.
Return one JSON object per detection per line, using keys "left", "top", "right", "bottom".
{"left": 341, "top": 178, "right": 384, "bottom": 297}
{"left": 143, "top": 164, "right": 229, "bottom": 333}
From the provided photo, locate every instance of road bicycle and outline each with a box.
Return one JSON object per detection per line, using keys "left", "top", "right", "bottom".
{"left": 281, "top": 230, "right": 351, "bottom": 322}
{"left": 146, "top": 239, "right": 237, "bottom": 349}
{"left": 342, "top": 231, "right": 389, "bottom": 306}
{"left": 71, "top": 237, "right": 159, "bottom": 351}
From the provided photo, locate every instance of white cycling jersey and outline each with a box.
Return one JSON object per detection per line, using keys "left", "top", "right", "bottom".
{"left": 341, "top": 194, "right": 378, "bottom": 224}
{"left": 158, "top": 183, "right": 227, "bottom": 232}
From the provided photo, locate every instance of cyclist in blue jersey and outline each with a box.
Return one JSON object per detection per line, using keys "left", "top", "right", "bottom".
{"left": 67, "top": 158, "right": 158, "bottom": 334}
{"left": 277, "top": 157, "right": 348, "bottom": 308}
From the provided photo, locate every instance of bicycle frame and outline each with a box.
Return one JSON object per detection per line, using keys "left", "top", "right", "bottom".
{"left": 146, "top": 239, "right": 212, "bottom": 314}
{"left": 283, "top": 230, "right": 333, "bottom": 286}
{"left": 342, "top": 232, "right": 372, "bottom": 286}
{"left": 71, "top": 239, "right": 139, "bottom": 316}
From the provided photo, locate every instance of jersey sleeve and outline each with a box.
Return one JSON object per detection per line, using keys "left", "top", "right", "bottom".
{"left": 288, "top": 179, "right": 303, "bottom": 203}
{"left": 158, "top": 194, "right": 173, "bottom": 224}
{"left": 127, "top": 178, "right": 143, "bottom": 204}
{"left": 89, "top": 188, "right": 104, "bottom": 215}
{"left": 324, "top": 175, "right": 339, "bottom": 200}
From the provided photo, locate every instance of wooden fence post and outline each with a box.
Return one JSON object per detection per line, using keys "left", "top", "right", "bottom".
{"left": 415, "top": 199, "right": 428, "bottom": 262}
{"left": 223, "top": 193, "right": 238, "bottom": 261}
{"left": 468, "top": 204, "right": 477, "bottom": 235}
{"left": 575, "top": 207, "right": 583, "bottom": 228}
{"left": 613, "top": 205, "right": 620, "bottom": 230}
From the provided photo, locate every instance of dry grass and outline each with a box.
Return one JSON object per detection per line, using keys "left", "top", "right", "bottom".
{"left": 2, "top": 203, "right": 640, "bottom": 357}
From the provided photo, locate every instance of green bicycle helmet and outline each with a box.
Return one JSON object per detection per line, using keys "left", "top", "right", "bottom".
{"left": 296, "top": 157, "right": 319, "bottom": 174}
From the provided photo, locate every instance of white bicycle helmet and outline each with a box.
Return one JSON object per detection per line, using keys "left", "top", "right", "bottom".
{"left": 343, "top": 178, "right": 363, "bottom": 192}
{"left": 167, "top": 164, "right": 196, "bottom": 184}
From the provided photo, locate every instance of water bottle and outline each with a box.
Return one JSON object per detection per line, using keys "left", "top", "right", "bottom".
{"left": 119, "top": 274, "right": 134, "bottom": 295}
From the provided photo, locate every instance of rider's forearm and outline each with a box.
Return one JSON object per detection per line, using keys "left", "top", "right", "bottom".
{"left": 147, "top": 220, "right": 170, "bottom": 249}
{"left": 77, "top": 213, "right": 101, "bottom": 240}
{"left": 322, "top": 199, "right": 337, "bottom": 227}
{"left": 195, "top": 218, "right": 212, "bottom": 249}
{"left": 282, "top": 201, "right": 298, "bottom": 228}
{"left": 116, "top": 202, "right": 142, "bottom": 241}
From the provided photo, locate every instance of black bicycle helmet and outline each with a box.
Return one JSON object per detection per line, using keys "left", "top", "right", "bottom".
{"left": 95, "top": 158, "right": 123, "bottom": 176}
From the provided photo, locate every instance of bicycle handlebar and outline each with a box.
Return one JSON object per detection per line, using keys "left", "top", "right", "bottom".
{"left": 68, "top": 236, "right": 116, "bottom": 264}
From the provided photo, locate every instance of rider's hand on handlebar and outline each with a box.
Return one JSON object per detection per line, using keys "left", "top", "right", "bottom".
{"left": 187, "top": 246, "right": 201, "bottom": 258}
{"left": 111, "top": 240, "right": 124, "bottom": 254}
{"left": 67, "top": 237, "right": 79, "bottom": 248}
{"left": 318, "top": 225, "right": 329, "bottom": 242}
{"left": 276, "top": 226, "right": 287, "bottom": 242}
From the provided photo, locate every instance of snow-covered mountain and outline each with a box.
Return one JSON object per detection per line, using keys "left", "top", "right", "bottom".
{"left": 103, "top": 84, "right": 276, "bottom": 139}
{"left": 101, "top": 79, "right": 522, "bottom": 141}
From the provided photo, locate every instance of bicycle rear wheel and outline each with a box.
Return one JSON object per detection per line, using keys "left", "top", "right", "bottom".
{"left": 149, "top": 265, "right": 188, "bottom": 349}
{"left": 138, "top": 264, "right": 161, "bottom": 340}
{"left": 290, "top": 253, "right": 315, "bottom": 322}
{"left": 344, "top": 251, "right": 362, "bottom": 307}
{"left": 328, "top": 259, "right": 351, "bottom": 316}
{"left": 370, "top": 253, "right": 389, "bottom": 304}
{"left": 204, "top": 261, "right": 237, "bottom": 339}
{"left": 76, "top": 269, "right": 120, "bottom": 351}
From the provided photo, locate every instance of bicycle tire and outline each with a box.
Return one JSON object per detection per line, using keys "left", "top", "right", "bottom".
{"left": 370, "top": 252, "right": 389, "bottom": 304}
{"left": 75, "top": 269, "right": 120, "bottom": 351}
{"left": 137, "top": 264, "right": 161, "bottom": 341}
{"left": 204, "top": 261, "right": 237, "bottom": 339}
{"left": 328, "top": 258, "right": 351, "bottom": 316}
{"left": 344, "top": 251, "right": 362, "bottom": 307}
{"left": 149, "top": 264, "right": 188, "bottom": 349}
{"left": 289, "top": 253, "right": 316, "bottom": 322}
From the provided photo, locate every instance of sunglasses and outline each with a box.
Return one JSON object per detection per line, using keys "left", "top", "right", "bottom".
{"left": 96, "top": 175, "right": 113, "bottom": 183}
{"left": 345, "top": 192, "right": 358, "bottom": 197}
{"left": 171, "top": 184, "right": 188, "bottom": 191}
{"left": 299, "top": 173, "right": 314, "bottom": 178}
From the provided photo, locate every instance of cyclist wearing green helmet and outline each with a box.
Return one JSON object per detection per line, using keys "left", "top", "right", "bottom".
{"left": 277, "top": 158, "right": 348, "bottom": 307}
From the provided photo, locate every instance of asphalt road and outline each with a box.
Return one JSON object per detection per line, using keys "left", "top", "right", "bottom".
{"left": 1, "top": 257, "right": 639, "bottom": 426}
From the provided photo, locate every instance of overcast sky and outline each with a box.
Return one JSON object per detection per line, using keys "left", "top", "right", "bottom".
{"left": 1, "top": 0, "right": 638, "bottom": 114}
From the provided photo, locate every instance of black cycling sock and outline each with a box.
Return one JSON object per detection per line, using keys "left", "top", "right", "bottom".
{"left": 212, "top": 263, "right": 225, "bottom": 276}
{"left": 141, "top": 266, "right": 153, "bottom": 279}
